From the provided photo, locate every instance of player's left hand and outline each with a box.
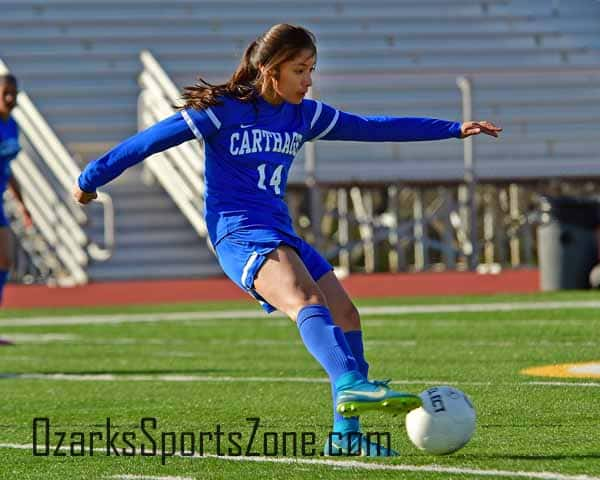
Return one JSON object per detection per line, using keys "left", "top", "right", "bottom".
{"left": 460, "top": 121, "right": 502, "bottom": 138}
{"left": 72, "top": 185, "right": 98, "bottom": 205}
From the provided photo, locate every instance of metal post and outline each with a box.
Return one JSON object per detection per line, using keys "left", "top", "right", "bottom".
{"left": 413, "top": 187, "right": 426, "bottom": 271}
{"left": 509, "top": 183, "right": 522, "bottom": 266}
{"left": 305, "top": 87, "right": 321, "bottom": 249}
{"left": 387, "top": 185, "right": 400, "bottom": 272}
{"left": 483, "top": 188, "right": 495, "bottom": 264}
{"left": 441, "top": 188, "right": 457, "bottom": 269}
{"left": 457, "top": 75, "right": 479, "bottom": 270}
{"left": 497, "top": 187, "right": 509, "bottom": 265}
{"left": 363, "top": 189, "right": 375, "bottom": 273}
{"left": 337, "top": 188, "right": 350, "bottom": 271}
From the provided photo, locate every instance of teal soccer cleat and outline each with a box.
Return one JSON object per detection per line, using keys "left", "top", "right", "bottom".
{"left": 336, "top": 376, "right": 421, "bottom": 417}
{"left": 323, "top": 432, "right": 399, "bottom": 457}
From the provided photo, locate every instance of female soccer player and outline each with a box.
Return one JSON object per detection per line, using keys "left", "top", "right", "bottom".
{"left": 0, "top": 74, "right": 31, "bottom": 324}
{"left": 74, "top": 24, "right": 501, "bottom": 456}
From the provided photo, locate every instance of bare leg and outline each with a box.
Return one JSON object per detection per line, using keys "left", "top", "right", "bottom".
{"left": 317, "top": 271, "right": 361, "bottom": 332}
{"left": 252, "top": 244, "right": 359, "bottom": 386}
{"left": 253, "top": 245, "right": 327, "bottom": 321}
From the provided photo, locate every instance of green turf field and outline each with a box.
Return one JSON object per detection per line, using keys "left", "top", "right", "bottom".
{"left": 1, "top": 292, "right": 599, "bottom": 479}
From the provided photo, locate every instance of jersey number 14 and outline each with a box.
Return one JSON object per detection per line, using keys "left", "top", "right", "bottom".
{"left": 257, "top": 163, "right": 284, "bottom": 195}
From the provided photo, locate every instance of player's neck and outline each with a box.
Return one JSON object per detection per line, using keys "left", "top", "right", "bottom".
{"left": 261, "top": 89, "right": 284, "bottom": 106}
{"left": 0, "top": 111, "right": 9, "bottom": 122}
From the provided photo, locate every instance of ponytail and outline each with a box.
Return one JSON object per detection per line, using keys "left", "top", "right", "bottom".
{"left": 180, "top": 40, "right": 260, "bottom": 110}
{"left": 180, "top": 24, "right": 316, "bottom": 111}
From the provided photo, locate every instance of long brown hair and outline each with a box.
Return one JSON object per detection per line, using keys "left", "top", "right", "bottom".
{"left": 181, "top": 24, "right": 316, "bottom": 110}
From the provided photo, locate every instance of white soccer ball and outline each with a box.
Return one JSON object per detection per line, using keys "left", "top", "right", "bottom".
{"left": 405, "top": 385, "right": 476, "bottom": 455}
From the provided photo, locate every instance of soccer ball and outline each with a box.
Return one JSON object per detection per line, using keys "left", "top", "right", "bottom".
{"left": 405, "top": 385, "right": 476, "bottom": 455}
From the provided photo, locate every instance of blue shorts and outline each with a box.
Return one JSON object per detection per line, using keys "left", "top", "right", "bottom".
{"left": 215, "top": 228, "right": 332, "bottom": 313}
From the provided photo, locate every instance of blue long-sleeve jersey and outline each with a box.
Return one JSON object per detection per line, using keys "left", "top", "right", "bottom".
{"left": 0, "top": 116, "right": 20, "bottom": 195}
{"left": 79, "top": 96, "right": 462, "bottom": 245}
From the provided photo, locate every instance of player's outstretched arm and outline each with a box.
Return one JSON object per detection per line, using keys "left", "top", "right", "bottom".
{"left": 310, "top": 103, "right": 501, "bottom": 143}
{"left": 74, "top": 112, "right": 195, "bottom": 205}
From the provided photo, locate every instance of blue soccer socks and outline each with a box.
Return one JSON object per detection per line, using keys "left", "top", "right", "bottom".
{"left": 296, "top": 305, "right": 360, "bottom": 383}
{"left": 331, "top": 330, "right": 369, "bottom": 435}
{"left": 345, "top": 330, "right": 369, "bottom": 378}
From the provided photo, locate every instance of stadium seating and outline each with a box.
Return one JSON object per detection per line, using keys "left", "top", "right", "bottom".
{"left": 83, "top": 168, "right": 222, "bottom": 280}
{"left": 1, "top": 0, "right": 598, "bottom": 278}
{"left": 2, "top": 0, "right": 598, "bottom": 164}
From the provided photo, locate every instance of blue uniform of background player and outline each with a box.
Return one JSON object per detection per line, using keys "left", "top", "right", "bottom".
{"left": 0, "top": 74, "right": 32, "bottom": 340}
{"left": 0, "top": 113, "right": 19, "bottom": 227}
{"left": 75, "top": 24, "right": 501, "bottom": 456}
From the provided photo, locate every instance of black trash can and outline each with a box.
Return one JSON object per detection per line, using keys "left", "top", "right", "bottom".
{"left": 538, "top": 196, "right": 600, "bottom": 291}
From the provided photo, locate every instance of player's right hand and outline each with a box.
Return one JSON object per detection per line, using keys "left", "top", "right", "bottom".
{"left": 73, "top": 185, "right": 98, "bottom": 205}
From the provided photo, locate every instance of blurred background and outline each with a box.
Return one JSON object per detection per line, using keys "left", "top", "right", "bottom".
{"left": 1, "top": 0, "right": 599, "bottom": 293}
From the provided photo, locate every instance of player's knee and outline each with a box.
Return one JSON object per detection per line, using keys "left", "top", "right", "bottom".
{"left": 288, "top": 291, "right": 327, "bottom": 321}
{"left": 305, "top": 291, "right": 327, "bottom": 308}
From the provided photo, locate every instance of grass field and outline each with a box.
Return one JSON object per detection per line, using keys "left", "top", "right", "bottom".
{"left": 1, "top": 291, "right": 599, "bottom": 479}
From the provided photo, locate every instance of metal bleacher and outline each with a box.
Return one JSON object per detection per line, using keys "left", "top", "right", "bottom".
{"left": 1, "top": 0, "right": 599, "bottom": 166}
{"left": 305, "top": 68, "right": 600, "bottom": 183}
{"left": 0, "top": 0, "right": 599, "bottom": 278}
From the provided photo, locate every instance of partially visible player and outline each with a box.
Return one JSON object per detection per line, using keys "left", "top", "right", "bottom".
{"left": 0, "top": 74, "right": 32, "bottom": 341}
{"left": 73, "top": 24, "right": 501, "bottom": 455}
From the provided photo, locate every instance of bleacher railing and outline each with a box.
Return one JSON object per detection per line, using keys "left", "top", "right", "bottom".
{"left": 1, "top": 59, "right": 114, "bottom": 286}
{"left": 138, "top": 50, "right": 208, "bottom": 238}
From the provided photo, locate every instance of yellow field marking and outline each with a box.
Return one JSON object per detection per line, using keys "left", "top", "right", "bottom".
{"left": 521, "top": 362, "right": 600, "bottom": 379}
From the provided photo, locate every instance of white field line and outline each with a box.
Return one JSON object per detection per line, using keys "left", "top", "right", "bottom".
{"left": 0, "top": 333, "right": 78, "bottom": 343}
{"left": 0, "top": 310, "right": 270, "bottom": 326}
{"left": 0, "top": 443, "right": 598, "bottom": 480}
{"left": 361, "top": 301, "right": 600, "bottom": 314}
{"left": 527, "top": 381, "right": 600, "bottom": 388}
{"left": 1, "top": 336, "right": 598, "bottom": 350}
{"left": 1, "top": 373, "right": 599, "bottom": 388}
{"left": 0, "top": 335, "right": 596, "bottom": 349}
{"left": 2, "top": 300, "right": 600, "bottom": 327}
{"left": 0, "top": 336, "right": 416, "bottom": 347}
{"left": 2, "top": 373, "right": 329, "bottom": 383}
